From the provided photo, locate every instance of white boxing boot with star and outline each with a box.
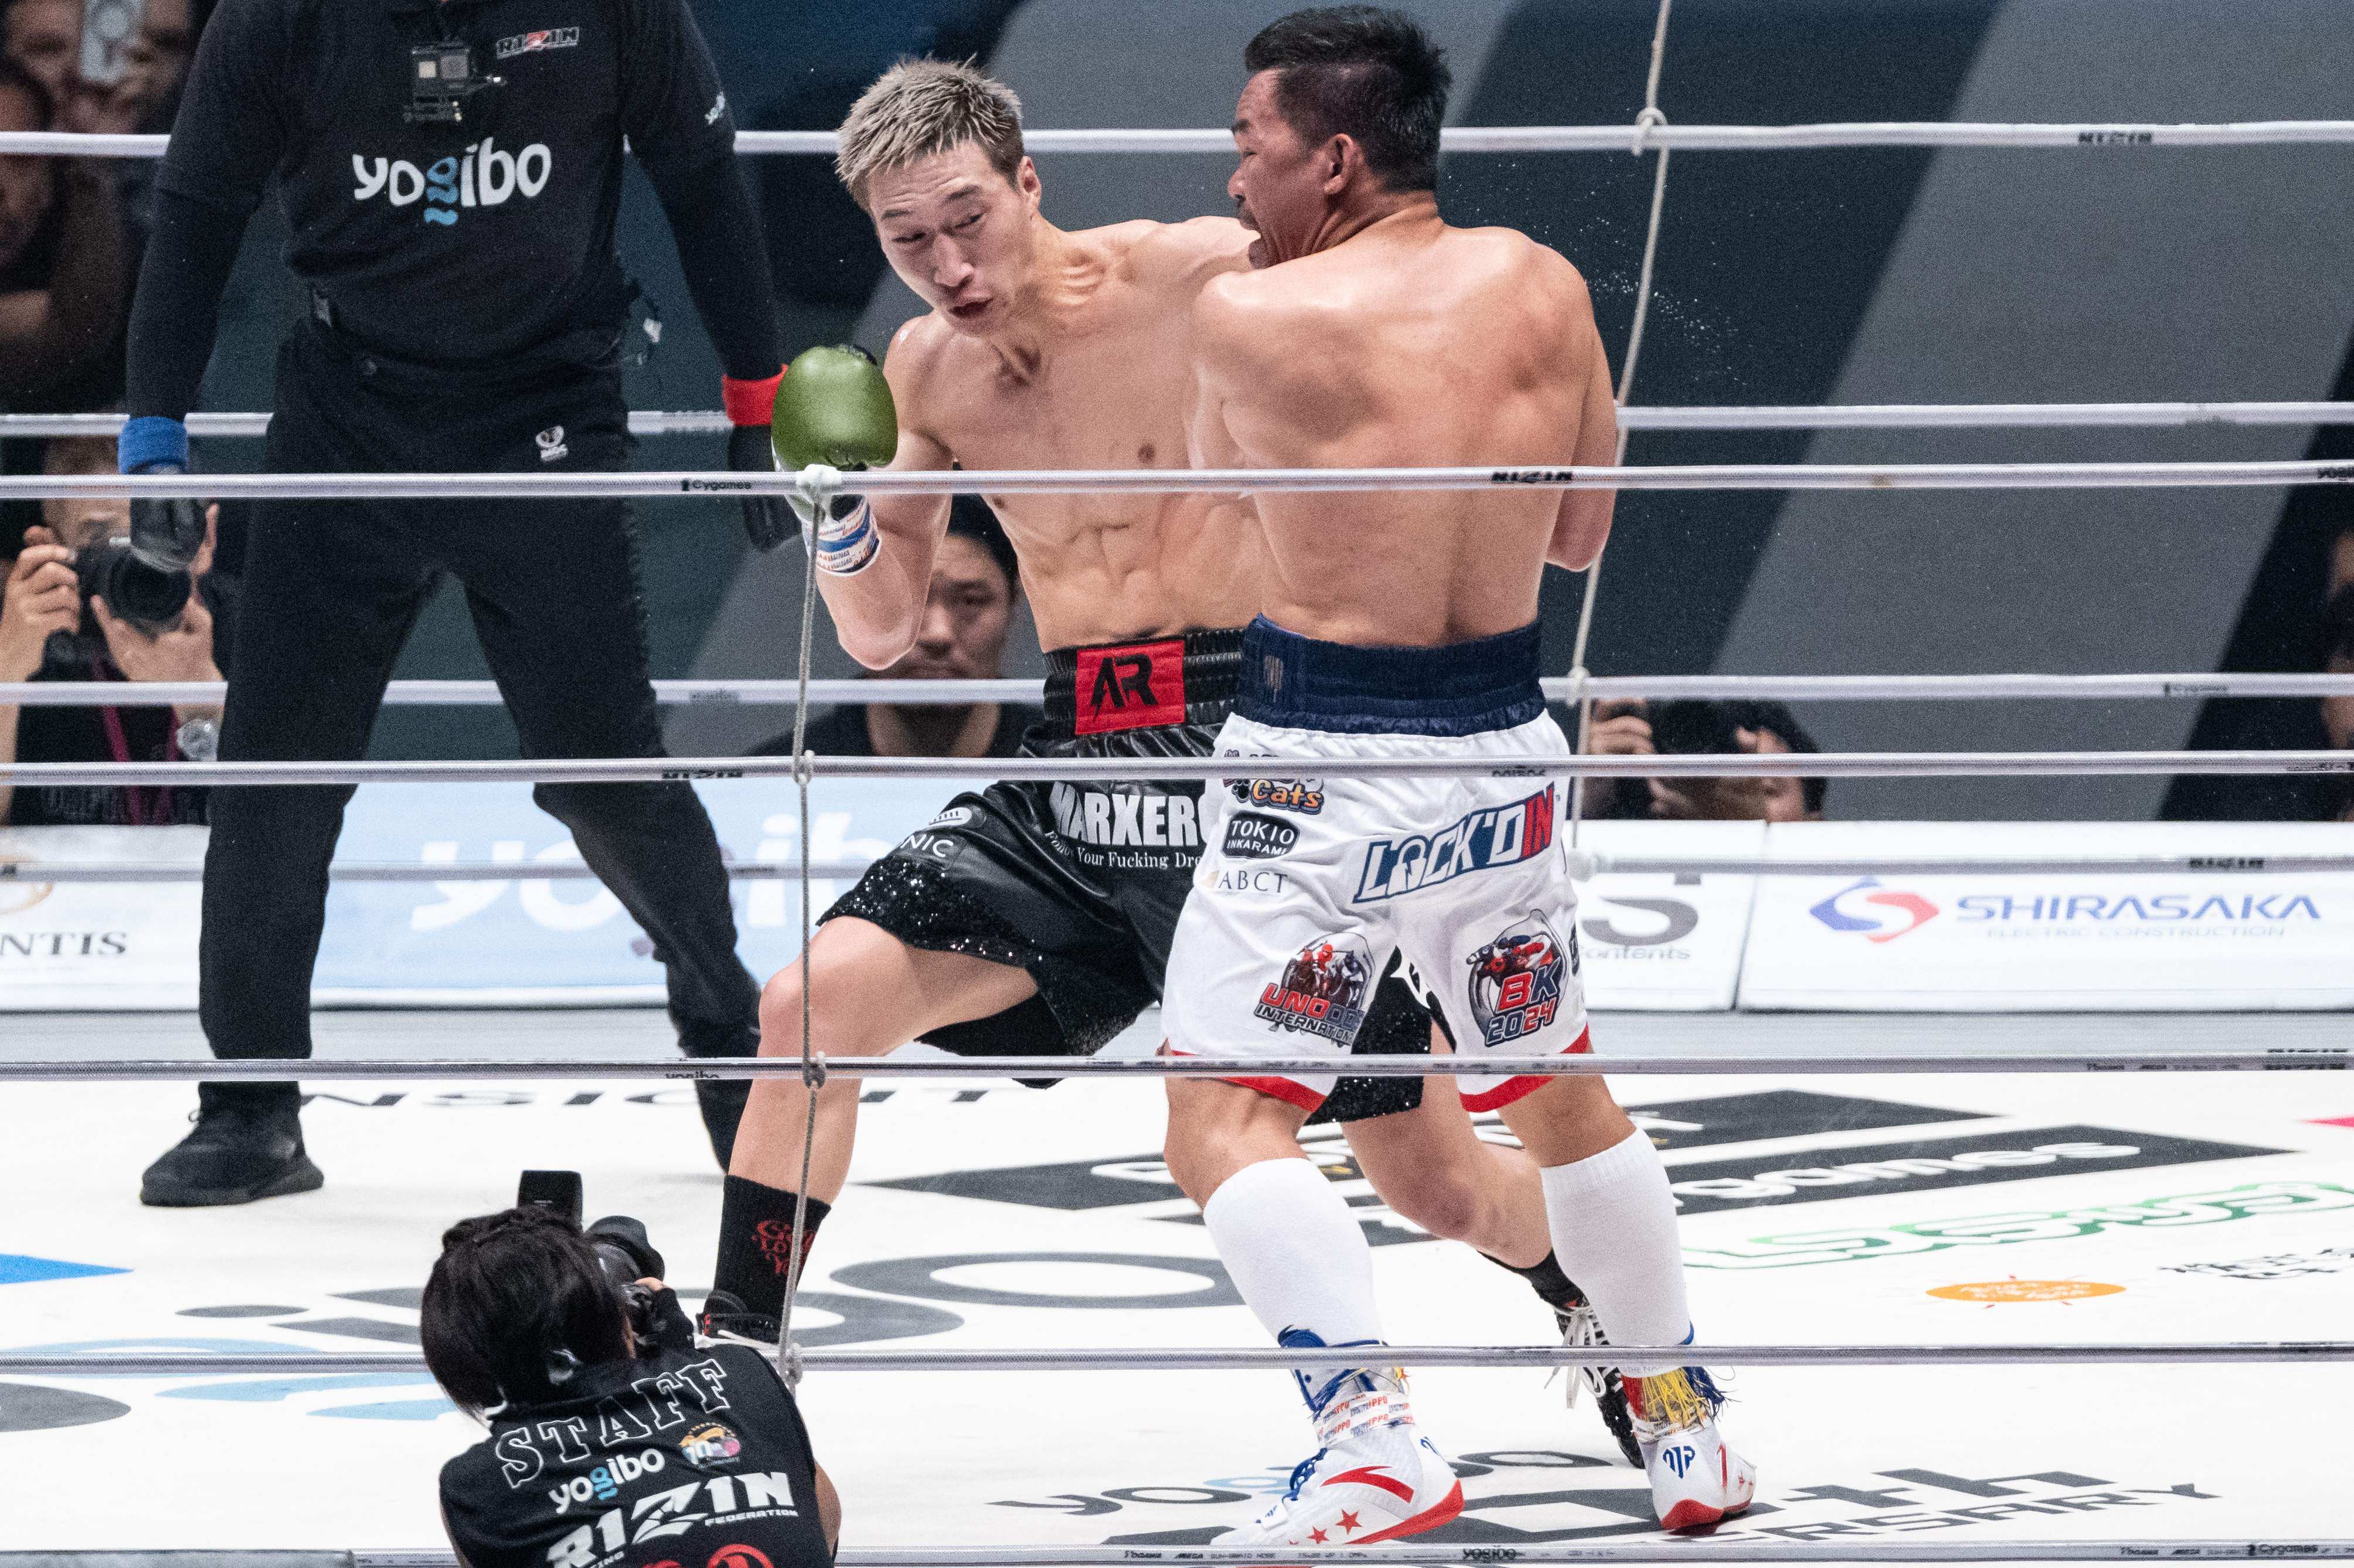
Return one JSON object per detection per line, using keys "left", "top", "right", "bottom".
{"left": 1215, "top": 1335, "right": 1462, "bottom": 1548}
{"left": 1628, "top": 1363, "right": 1755, "bottom": 1533}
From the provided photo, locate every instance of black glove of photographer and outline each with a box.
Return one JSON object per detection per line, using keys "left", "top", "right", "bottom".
{"left": 729, "top": 423, "right": 797, "bottom": 553}
{"left": 637, "top": 1286, "right": 698, "bottom": 1356}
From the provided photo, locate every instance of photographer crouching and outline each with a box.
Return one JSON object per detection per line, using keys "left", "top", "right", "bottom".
{"left": 1, "top": 435, "right": 228, "bottom": 826}
{"left": 427, "top": 1206, "right": 839, "bottom": 1568}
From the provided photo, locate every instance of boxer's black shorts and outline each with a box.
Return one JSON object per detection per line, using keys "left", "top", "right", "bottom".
{"left": 824, "top": 628, "right": 1427, "bottom": 1124}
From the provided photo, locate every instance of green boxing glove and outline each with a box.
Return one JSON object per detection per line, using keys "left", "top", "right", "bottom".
{"left": 773, "top": 344, "right": 899, "bottom": 576}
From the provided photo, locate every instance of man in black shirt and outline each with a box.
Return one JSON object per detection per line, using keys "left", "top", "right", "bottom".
{"left": 427, "top": 1207, "right": 838, "bottom": 1568}
{"left": 120, "top": 0, "right": 801, "bottom": 1205}
{"left": 751, "top": 498, "right": 1025, "bottom": 761}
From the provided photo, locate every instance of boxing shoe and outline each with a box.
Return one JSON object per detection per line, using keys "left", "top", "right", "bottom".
{"left": 675, "top": 1014, "right": 759, "bottom": 1172}
{"left": 1625, "top": 1365, "right": 1755, "bottom": 1533}
{"left": 140, "top": 1098, "right": 323, "bottom": 1207}
{"left": 1554, "top": 1293, "right": 1644, "bottom": 1468}
{"left": 1216, "top": 1336, "right": 1462, "bottom": 1548}
{"left": 696, "top": 1289, "right": 781, "bottom": 1348}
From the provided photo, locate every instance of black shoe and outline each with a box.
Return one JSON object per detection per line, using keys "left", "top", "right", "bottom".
{"left": 676, "top": 1018, "right": 759, "bottom": 1172}
{"left": 1555, "top": 1299, "right": 1644, "bottom": 1468}
{"left": 140, "top": 1102, "right": 324, "bottom": 1207}
{"left": 698, "top": 1288, "right": 780, "bottom": 1346}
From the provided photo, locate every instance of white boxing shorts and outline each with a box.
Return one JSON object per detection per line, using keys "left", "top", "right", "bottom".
{"left": 1161, "top": 617, "right": 1590, "bottom": 1113}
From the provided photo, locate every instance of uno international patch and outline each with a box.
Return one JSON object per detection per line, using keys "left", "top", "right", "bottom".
{"left": 1253, "top": 933, "right": 1373, "bottom": 1044}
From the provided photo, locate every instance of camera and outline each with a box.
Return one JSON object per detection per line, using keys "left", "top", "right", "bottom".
{"left": 518, "top": 1170, "right": 667, "bottom": 1342}
{"left": 407, "top": 42, "right": 502, "bottom": 125}
{"left": 1645, "top": 698, "right": 1747, "bottom": 759}
{"left": 76, "top": 536, "right": 192, "bottom": 637}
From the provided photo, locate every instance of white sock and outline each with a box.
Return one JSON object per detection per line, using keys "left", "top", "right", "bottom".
{"left": 1539, "top": 1128, "right": 1691, "bottom": 1375}
{"left": 1202, "top": 1155, "right": 1384, "bottom": 1349}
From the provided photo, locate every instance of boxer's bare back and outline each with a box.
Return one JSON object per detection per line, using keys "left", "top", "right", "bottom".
{"left": 859, "top": 154, "right": 1261, "bottom": 653}
{"left": 1190, "top": 192, "right": 1618, "bottom": 648}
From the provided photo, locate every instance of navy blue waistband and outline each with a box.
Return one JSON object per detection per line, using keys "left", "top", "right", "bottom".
{"left": 1238, "top": 617, "right": 1546, "bottom": 736}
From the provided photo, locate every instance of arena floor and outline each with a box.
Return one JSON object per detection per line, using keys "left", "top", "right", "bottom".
{"left": 4, "top": 1009, "right": 2350, "bottom": 1555}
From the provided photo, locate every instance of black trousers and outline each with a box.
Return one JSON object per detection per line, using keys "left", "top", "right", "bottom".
{"left": 198, "top": 321, "right": 758, "bottom": 1111}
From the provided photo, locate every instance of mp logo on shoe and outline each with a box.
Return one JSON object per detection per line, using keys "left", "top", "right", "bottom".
{"left": 352, "top": 137, "right": 552, "bottom": 227}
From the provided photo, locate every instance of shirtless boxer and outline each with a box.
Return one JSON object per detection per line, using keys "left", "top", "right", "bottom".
{"left": 1160, "top": 8, "right": 1754, "bottom": 1540}
{"left": 703, "top": 57, "right": 1640, "bottom": 1465}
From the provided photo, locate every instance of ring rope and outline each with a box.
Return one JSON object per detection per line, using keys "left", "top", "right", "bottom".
{"left": 4, "top": 1049, "right": 2341, "bottom": 1083}
{"left": 9, "top": 672, "right": 2352, "bottom": 709}
{"left": 2, "top": 1342, "right": 2341, "bottom": 1380}
{"left": 10, "top": 401, "right": 2353, "bottom": 440}
{"left": 351, "top": 1546, "right": 2354, "bottom": 1568}
{"left": 775, "top": 462, "right": 827, "bottom": 1388}
{"left": 3, "top": 748, "right": 2347, "bottom": 787}
{"left": 11, "top": 120, "right": 2354, "bottom": 158}
{"left": 1565, "top": 0, "right": 1675, "bottom": 851}
{"left": 9, "top": 458, "right": 2350, "bottom": 502}
{"left": 12, "top": 850, "right": 2354, "bottom": 886}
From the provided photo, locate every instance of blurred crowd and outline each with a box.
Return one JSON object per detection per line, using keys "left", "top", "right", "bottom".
{"left": 1, "top": 0, "right": 2350, "bottom": 829}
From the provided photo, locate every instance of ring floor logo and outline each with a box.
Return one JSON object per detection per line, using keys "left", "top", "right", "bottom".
{"left": 868, "top": 1090, "right": 2281, "bottom": 1244}
{"left": 1808, "top": 877, "right": 1938, "bottom": 941}
{"left": 1685, "top": 1182, "right": 2354, "bottom": 1270}
{"left": 992, "top": 1455, "right": 2217, "bottom": 1546}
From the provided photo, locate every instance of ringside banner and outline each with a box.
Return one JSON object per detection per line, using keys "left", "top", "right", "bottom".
{"left": 0, "top": 824, "right": 205, "bottom": 1009}
{"left": 1737, "top": 820, "right": 2354, "bottom": 1011}
{"left": 6, "top": 808, "right": 2352, "bottom": 1012}
{"left": 1571, "top": 819, "right": 1759, "bottom": 1010}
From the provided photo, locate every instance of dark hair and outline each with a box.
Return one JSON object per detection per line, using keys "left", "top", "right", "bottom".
{"left": 420, "top": 1206, "right": 631, "bottom": 1419}
{"left": 2324, "top": 583, "right": 2354, "bottom": 666}
{"left": 1651, "top": 698, "right": 1828, "bottom": 815}
{"left": 946, "top": 494, "right": 1018, "bottom": 594}
{"left": 0, "top": 55, "right": 53, "bottom": 131}
{"left": 1243, "top": 6, "right": 1449, "bottom": 193}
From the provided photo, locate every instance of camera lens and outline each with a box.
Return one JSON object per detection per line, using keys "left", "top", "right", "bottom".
{"left": 80, "top": 538, "right": 192, "bottom": 634}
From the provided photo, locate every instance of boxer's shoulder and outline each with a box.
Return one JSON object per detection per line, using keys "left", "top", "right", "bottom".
{"left": 1123, "top": 215, "right": 1254, "bottom": 281}
{"left": 885, "top": 310, "right": 965, "bottom": 402}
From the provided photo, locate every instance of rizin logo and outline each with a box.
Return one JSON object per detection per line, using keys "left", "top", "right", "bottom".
{"left": 1808, "top": 877, "right": 1938, "bottom": 942}
{"left": 352, "top": 137, "right": 551, "bottom": 227}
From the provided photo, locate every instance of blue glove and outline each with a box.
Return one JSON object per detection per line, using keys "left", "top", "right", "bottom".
{"left": 120, "top": 416, "right": 205, "bottom": 572}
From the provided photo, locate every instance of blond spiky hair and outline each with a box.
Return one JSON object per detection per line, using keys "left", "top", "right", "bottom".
{"left": 837, "top": 59, "right": 1026, "bottom": 211}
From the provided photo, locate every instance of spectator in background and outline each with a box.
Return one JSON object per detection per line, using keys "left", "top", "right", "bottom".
{"left": 755, "top": 496, "right": 1025, "bottom": 759}
{"left": 0, "top": 58, "right": 53, "bottom": 281}
{"left": 2165, "top": 523, "right": 2354, "bottom": 822}
{"left": 1578, "top": 697, "right": 1826, "bottom": 822}
{"left": 0, "top": 434, "right": 229, "bottom": 826}
{"left": 0, "top": 48, "right": 129, "bottom": 410}
{"left": 2, "top": 0, "right": 75, "bottom": 104}
{"left": 2319, "top": 584, "right": 2354, "bottom": 822}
